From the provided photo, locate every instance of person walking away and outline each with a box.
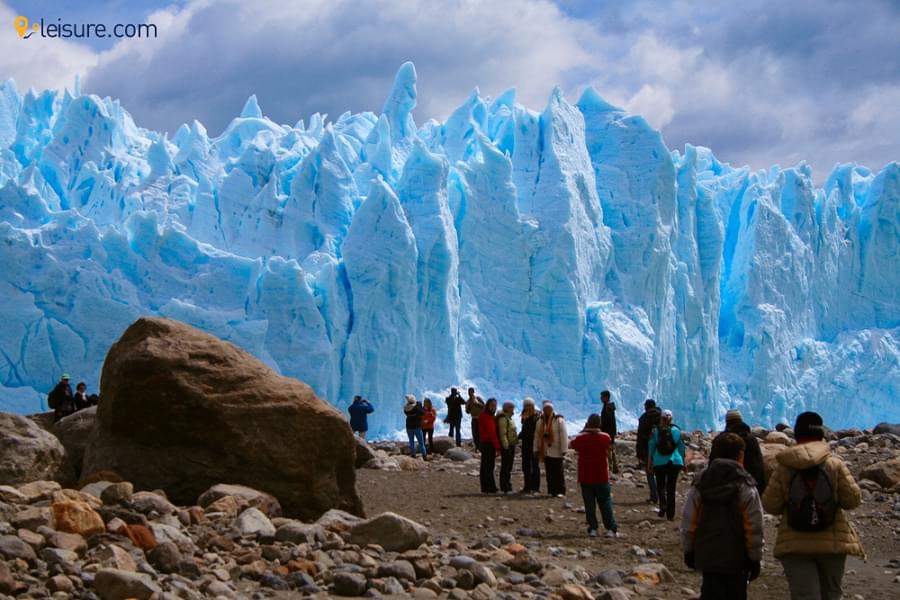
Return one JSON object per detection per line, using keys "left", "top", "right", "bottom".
{"left": 48, "top": 374, "right": 74, "bottom": 422}
{"left": 536, "top": 401, "right": 568, "bottom": 497}
{"left": 570, "top": 414, "right": 618, "bottom": 538}
{"left": 445, "top": 387, "right": 465, "bottom": 446}
{"left": 478, "top": 398, "right": 501, "bottom": 493}
{"left": 497, "top": 402, "right": 518, "bottom": 494}
{"left": 519, "top": 398, "right": 542, "bottom": 494}
{"left": 404, "top": 395, "right": 427, "bottom": 459}
{"left": 648, "top": 409, "right": 686, "bottom": 520}
{"left": 348, "top": 395, "right": 375, "bottom": 440}
{"left": 682, "top": 433, "right": 764, "bottom": 600}
{"left": 710, "top": 409, "right": 767, "bottom": 494}
{"left": 466, "top": 387, "right": 485, "bottom": 451}
{"left": 600, "top": 390, "right": 619, "bottom": 474}
{"left": 762, "top": 411, "right": 864, "bottom": 600}
{"left": 421, "top": 398, "right": 437, "bottom": 453}
{"left": 637, "top": 399, "right": 661, "bottom": 503}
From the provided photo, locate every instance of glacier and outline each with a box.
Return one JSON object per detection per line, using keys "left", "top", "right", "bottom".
{"left": 0, "top": 63, "right": 897, "bottom": 438}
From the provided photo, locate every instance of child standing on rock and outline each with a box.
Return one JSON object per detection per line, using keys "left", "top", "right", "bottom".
{"left": 570, "top": 414, "right": 618, "bottom": 538}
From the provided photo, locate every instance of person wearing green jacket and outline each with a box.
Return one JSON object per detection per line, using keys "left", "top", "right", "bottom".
{"left": 497, "top": 401, "right": 518, "bottom": 494}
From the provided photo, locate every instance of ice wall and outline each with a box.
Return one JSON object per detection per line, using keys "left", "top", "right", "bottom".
{"left": 0, "top": 66, "right": 897, "bottom": 435}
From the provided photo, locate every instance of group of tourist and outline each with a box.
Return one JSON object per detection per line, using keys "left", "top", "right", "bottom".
{"left": 47, "top": 373, "right": 98, "bottom": 422}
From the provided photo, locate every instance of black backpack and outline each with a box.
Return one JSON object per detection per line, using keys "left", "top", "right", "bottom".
{"left": 47, "top": 390, "right": 58, "bottom": 410}
{"left": 655, "top": 424, "right": 677, "bottom": 455}
{"left": 786, "top": 464, "right": 838, "bottom": 531}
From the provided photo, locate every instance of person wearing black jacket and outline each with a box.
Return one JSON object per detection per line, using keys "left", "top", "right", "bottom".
{"left": 445, "top": 388, "right": 465, "bottom": 446}
{"left": 600, "top": 390, "right": 618, "bottom": 474}
{"left": 519, "top": 397, "right": 541, "bottom": 494}
{"left": 404, "top": 395, "right": 427, "bottom": 459}
{"left": 73, "top": 382, "right": 91, "bottom": 411}
{"left": 636, "top": 399, "right": 660, "bottom": 503}
{"left": 709, "top": 409, "right": 767, "bottom": 494}
{"left": 48, "top": 374, "right": 74, "bottom": 422}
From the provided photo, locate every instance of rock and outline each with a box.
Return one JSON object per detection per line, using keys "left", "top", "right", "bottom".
{"left": 47, "top": 530, "right": 87, "bottom": 554}
{"left": 765, "top": 431, "right": 793, "bottom": 445}
{"left": 445, "top": 448, "right": 473, "bottom": 462}
{"left": 149, "top": 523, "right": 193, "bottom": 549}
{"left": 82, "top": 317, "right": 363, "bottom": 520}
{"left": 93, "top": 568, "right": 161, "bottom": 600}
{"left": 131, "top": 491, "right": 176, "bottom": 515}
{"left": 860, "top": 457, "right": 900, "bottom": 489}
{"left": 349, "top": 511, "right": 428, "bottom": 551}
{"left": 81, "top": 481, "right": 116, "bottom": 499}
{"left": 378, "top": 560, "right": 417, "bottom": 581}
{"left": 0, "top": 561, "right": 16, "bottom": 595}
{"left": 507, "top": 549, "right": 542, "bottom": 574}
{"left": 592, "top": 569, "right": 623, "bottom": 587}
{"left": 94, "top": 543, "right": 138, "bottom": 571}
{"left": 333, "top": 571, "right": 367, "bottom": 596}
{"left": 47, "top": 574, "right": 75, "bottom": 594}
{"left": 18, "top": 479, "right": 62, "bottom": 501}
{"left": 471, "top": 582, "right": 497, "bottom": 600}
{"left": 0, "top": 534, "right": 37, "bottom": 563}
{"left": 197, "top": 483, "right": 282, "bottom": 517}
{"left": 558, "top": 584, "right": 595, "bottom": 600}
{"left": 598, "top": 589, "right": 632, "bottom": 600}
{"left": 51, "top": 499, "right": 106, "bottom": 537}
{"left": 542, "top": 567, "right": 576, "bottom": 587}
{"left": 234, "top": 507, "right": 276, "bottom": 538}
{"left": 206, "top": 494, "right": 242, "bottom": 517}
{"left": 0, "top": 412, "right": 74, "bottom": 485}
{"left": 873, "top": 423, "right": 900, "bottom": 436}
{"left": 100, "top": 482, "right": 134, "bottom": 505}
{"left": 0, "top": 485, "right": 26, "bottom": 503}
{"left": 356, "top": 437, "right": 378, "bottom": 468}
{"left": 431, "top": 437, "right": 456, "bottom": 454}
{"left": 51, "top": 407, "right": 97, "bottom": 478}
{"left": 11, "top": 506, "right": 52, "bottom": 530}
{"left": 467, "top": 563, "right": 497, "bottom": 587}
{"left": 396, "top": 456, "right": 427, "bottom": 471}
{"left": 275, "top": 521, "right": 326, "bottom": 544}
{"left": 147, "top": 541, "right": 182, "bottom": 574}
{"left": 630, "top": 563, "right": 674, "bottom": 585}
{"left": 17, "top": 528, "right": 44, "bottom": 549}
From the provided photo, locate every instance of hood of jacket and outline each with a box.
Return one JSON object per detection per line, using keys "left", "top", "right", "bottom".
{"left": 775, "top": 440, "right": 830, "bottom": 470}
{"left": 696, "top": 458, "right": 754, "bottom": 503}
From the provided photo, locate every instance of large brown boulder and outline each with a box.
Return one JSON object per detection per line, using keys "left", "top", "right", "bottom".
{"left": 82, "top": 317, "right": 363, "bottom": 520}
{"left": 51, "top": 407, "right": 97, "bottom": 479}
{"left": 0, "top": 412, "right": 74, "bottom": 486}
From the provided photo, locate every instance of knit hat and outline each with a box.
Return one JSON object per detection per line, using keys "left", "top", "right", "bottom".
{"left": 542, "top": 400, "right": 554, "bottom": 409}
{"left": 523, "top": 397, "right": 535, "bottom": 406}
{"left": 404, "top": 394, "right": 416, "bottom": 407}
{"left": 794, "top": 411, "right": 825, "bottom": 440}
{"left": 725, "top": 409, "right": 743, "bottom": 424}
{"left": 661, "top": 409, "right": 673, "bottom": 419}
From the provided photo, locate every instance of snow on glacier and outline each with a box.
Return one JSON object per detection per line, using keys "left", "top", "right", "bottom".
{"left": 0, "top": 65, "right": 897, "bottom": 437}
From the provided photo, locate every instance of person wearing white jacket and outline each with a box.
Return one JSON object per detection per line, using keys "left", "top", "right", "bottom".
{"left": 535, "top": 400, "right": 568, "bottom": 497}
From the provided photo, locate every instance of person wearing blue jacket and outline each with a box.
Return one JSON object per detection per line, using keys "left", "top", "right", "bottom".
{"left": 648, "top": 409, "right": 686, "bottom": 521}
{"left": 348, "top": 395, "right": 375, "bottom": 439}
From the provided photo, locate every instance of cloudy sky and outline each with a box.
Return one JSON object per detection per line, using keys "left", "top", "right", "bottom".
{"left": 3, "top": 0, "right": 898, "bottom": 179}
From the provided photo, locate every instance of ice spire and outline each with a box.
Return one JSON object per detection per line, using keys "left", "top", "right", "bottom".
{"left": 382, "top": 62, "right": 417, "bottom": 141}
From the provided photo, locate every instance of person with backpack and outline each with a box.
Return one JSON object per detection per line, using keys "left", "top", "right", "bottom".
{"left": 637, "top": 399, "right": 661, "bottom": 503}
{"left": 445, "top": 388, "right": 465, "bottom": 446}
{"left": 478, "top": 398, "right": 501, "bottom": 493}
{"left": 404, "top": 395, "right": 427, "bottom": 459}
{"left": 710, "top": 409, "right": 767, "bottom": 494}
{"left": 600, "top": 390, "right": 619, "bottom": 474}
{"left": 466, "top": 387, "right": 485, "bottom": 451}
{"left": 48, "top": 374, "right": 74, "bottom": 422}
{"left": 682, "top": 432, "right": 764, "bottom": 600}
{"left": 421, "top": 398, "right": 437, "bottom": 453}
{"left": 535, "top": 401, "right": 568, "bottom": 497}
{"left": 570, "top": 414, "right": 618, "bottom": 538}
{"left": 519, "top": 397, "right": 541, "bottom": 494}
{"left": 348, "top": 395, "right": 375, "bottom": 439}
{"left": 648, "top": 408, "right": 686, "bottom": 520}
{"left": 497, "top": 401, "right": 518, "bottom": 494}
{"left": 762, "top": 412, "right": 863, "bottom": 600}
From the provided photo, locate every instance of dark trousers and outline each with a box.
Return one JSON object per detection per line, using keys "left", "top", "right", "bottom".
{"left": 646, "top": 464, "right": 659, "bottom": 501}
{"left": 700, "top": 572, "right": 747, "bottom": 600}
{"left": 499, "top": 447, "right": 515, "bottom": 492}
{"left": 423, "top": 428, "right": 434, "bottom": 453}
{"left": 544, "top": 456, "right": 566, "bottom": 496}
{"left": 479, "top": 443, "right": 497, "bottom": 493}
{"left": 522, "top": 444, "right": 540, "bottom": 492}
{"left": 654, "top": 462, "right": 681, "bottom": 519}
{"left": 580, "top": 483, "right": 617, "bottom": 532}
{"left": 448, "top": 420, "right": 462, "bottom": 446}
{"left": 471, "top": 418, "right": 481, "bottom": 449}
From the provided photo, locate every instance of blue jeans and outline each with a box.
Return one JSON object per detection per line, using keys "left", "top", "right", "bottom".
{"left": 407, "top": 428, "right": 426, "bottom": 458}
{"left": 448, "top": 420, "right": 462, "bottom": 446}
{"left": 580, "top": 483, "right": 617, "bottom": 532}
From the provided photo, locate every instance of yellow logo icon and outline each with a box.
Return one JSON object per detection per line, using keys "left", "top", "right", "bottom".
{"left": 14, "top": 16, "right": 38, "bottom": 39}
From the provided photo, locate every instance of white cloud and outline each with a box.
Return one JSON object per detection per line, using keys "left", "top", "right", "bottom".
{"left": 624, "top": 84, "right": 674, "bottom": 129}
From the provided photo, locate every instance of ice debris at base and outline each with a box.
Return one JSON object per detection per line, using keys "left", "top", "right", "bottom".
{"left": 0, "top": 63, "right": 897, "bottom": 437}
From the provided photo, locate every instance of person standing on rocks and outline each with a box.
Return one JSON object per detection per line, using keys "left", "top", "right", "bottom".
{"left": 73, "top": 382, "right": 92, "bottom": 412}
{"left": 519, "top": 397, "right": 542, "bottom": 494}
{"left": 421, "top": 398, "right": 437, "bottom": 454}
{"left": 600, "top": 390, "right": 619, "bottom": 474}
{"left": 710, "top": 409, "right": 767, "bottom": 494}
{"left": 466, "top": 387, "right": 485, "bottom": 452}
{"left": 682, "top": 432, "right": 764, "bottom": 600}
{"left": 637, "top": 399, "right": 661, "bottom": 503}
{"left": 478, "top": 398, "right": 501, "bottom": 493}
{"left": 48, "top": 374, "right": 74, "bottom": 422}
{"left": 497, "top": 401, "right": 518, "bottom": 494}
{"left": 570, "top": 414, "right": 618, "bottom": 538}
{"left": 348, "top": 395, "right": 375, "bottom": 440}
{"left": 762, "top": 411, "right": 864, "bottom": 600}
{"left": 648, "top": 409, "right": 686, "bottom": 520}
{"left": 445, "top": 387, "right": 465, "bottom": 446}
{"left": 536, "top": 400, "right": 568, "bottom": 497}
{"left": 404, "top": 395, "right": 427, "bottom": 460}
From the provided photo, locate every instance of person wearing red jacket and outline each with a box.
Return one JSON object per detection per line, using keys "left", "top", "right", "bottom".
{"left": 570, "top": 413, "right": 619, "bottom": 538}
{"left": 421, "top": 398, "right": 437, "bottom": 454}
{"left": 478, "top": 398, "right": 501, "bottom": 493}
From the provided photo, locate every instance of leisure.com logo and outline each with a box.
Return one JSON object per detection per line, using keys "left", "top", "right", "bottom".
{"left": 13, "top": 15, "right": 158, "bottom": 40}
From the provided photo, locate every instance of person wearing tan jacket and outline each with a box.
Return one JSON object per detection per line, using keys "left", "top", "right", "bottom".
{"left": 762, "top": 412, "right": 864, "bottom": 600}
{"left": 535, "top": 400, "right": 568, "bottom": 497}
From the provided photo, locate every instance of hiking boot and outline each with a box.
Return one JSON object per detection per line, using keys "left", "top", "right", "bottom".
{"left": 605, "top": 530, "right": 619, "bottom": 539}
{"left": 588, "top": 529, "right": 598, "bottom": 537}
